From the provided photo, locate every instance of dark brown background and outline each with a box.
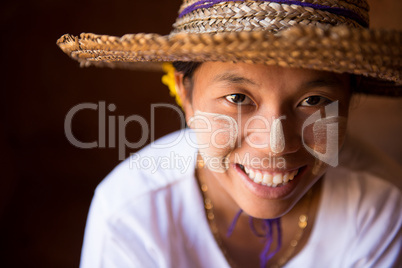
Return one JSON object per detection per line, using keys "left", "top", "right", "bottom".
{"left": 1, "top": 1, "right": 401, "bottom": 267}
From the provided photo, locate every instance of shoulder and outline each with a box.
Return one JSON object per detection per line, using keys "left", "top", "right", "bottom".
{"left": 94, "top": 128, "right": 198, "bottom": 217}
{"left": 323, "top": 133, "right": 402, "bottom": 223}
{"left": 319, "top": 163, "right": 402, "bottom": 267}
{"left": 328, "top": 134, "right": 402, "bottom": 219}
{"left": 324, "top": 165, "right": 402, "bottom": 216}
{"left": 80, "top": 129, "right": 210, "bottom": 268}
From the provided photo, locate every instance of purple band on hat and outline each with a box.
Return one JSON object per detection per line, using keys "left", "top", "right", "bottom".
{"left": 179, "top": 0, "right": 368, "bottom": 28}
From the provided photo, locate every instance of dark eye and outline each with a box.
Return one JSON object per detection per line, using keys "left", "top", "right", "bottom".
{"left": 300, "top": 96, "right": 331, "bottom": 107}
{"left": 225, "top": 94, "right": 253, "bottom": 105}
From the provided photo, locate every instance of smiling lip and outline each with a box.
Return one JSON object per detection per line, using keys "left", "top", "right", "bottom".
{"left": 241, "top": 165, "right": 299, "bottom": 187}
{"left": 233, "top": 164, "right": 306, "bottom": 199}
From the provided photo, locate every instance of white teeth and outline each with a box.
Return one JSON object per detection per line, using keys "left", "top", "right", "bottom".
{"left": 243, "top": 167, "right": 300, "bottom": 187}
{"left": 262, "top": 173, "right": 273, "bottom": 186}
{"left": 244, "top": 166, "right": 249, "bottom": 174}
{"left": 248, "top": 169, "right": 255, "bottom": 179}
{"left": 283, "top": 173, "right": 290, "bottom": 183}
{"left": 254, "top": 172, "right": 263, "bottom": 183}
{"left": 273, "top": 174, "right": 282, "bottom": 184}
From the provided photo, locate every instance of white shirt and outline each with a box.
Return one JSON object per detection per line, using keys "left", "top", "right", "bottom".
{"left": 80, "top": 130, "right": 402, "bottom": 268}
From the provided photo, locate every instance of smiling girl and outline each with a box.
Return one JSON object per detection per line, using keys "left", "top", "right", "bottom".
{"left": 58, "top": 0, "right": 402, "bottom": 267}
{"left": 176, "top": 62, "right": 354, "bottom": 267}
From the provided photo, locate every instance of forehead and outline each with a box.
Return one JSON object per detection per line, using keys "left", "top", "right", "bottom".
{"left": 192, "top": 62, "right": 350, "bottom": 93}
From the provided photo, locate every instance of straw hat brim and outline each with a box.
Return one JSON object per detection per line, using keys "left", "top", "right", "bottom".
{"left": 57, "top": 25, "right": 402, "bottom": 96}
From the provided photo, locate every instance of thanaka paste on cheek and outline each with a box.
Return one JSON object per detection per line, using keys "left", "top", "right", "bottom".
{"left": 188, "top": 110, "right": 238, "bottom": 173}
{"left": 310, "top": 116, "right": 348, "bottom": 174}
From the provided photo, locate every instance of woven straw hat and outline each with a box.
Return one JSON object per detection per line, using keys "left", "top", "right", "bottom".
{"left": 57, "top": 0, "right": 402, "bottom": 96}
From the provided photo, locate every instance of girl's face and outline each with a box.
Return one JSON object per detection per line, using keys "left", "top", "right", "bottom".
{"left": 177, "top": 62, "right": 351, "bottom": 219}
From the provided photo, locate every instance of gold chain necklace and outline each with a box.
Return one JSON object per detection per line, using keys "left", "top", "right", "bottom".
{"left": 199, "top": 181, "right": 312, "bottom": 268}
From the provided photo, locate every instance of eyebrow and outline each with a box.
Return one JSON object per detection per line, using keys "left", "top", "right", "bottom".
{"left": 212, "top": 72, "right": 258, "bottom": 86}
{"left": 303, "top": 77, "right": 347, "bottom": 90}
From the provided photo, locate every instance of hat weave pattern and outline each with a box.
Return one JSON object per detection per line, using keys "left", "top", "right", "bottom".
{"left": 57, "top": 0, "right": 402, "bottom": 96}
{"left": 174, "top": 0, "right": 368, "bottom": 34}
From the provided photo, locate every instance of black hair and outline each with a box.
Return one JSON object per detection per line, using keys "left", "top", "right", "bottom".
{"left": 172, "top": 61, "right": 201, "bottom": 102}
{"left": 172, "top": 61, "right": 201, "bottom": 80}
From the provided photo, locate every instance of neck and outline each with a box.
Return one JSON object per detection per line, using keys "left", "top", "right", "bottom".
{"left": 196, "top": 157, "right": 243, "bottom": 225}
{"left": 196, "top": 157, "right": 323, "bottom": 267}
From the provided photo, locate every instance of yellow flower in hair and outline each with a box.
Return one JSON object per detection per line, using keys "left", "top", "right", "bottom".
{"left": 162, "top": 63, "right": 182, "bottom": 108}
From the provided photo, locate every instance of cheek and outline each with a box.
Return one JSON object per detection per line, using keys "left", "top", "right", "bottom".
{"left": 303, "top": 116, "right": 348, "bottom": 171}
{"left": 311, "top": 116, "right": 348, "bottom": 150}
{"left": 188, "top": 110, "right": 238, "bottom": 173}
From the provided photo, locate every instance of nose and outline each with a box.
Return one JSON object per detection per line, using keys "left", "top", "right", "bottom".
{"left": 242, "top": 112, "right": 301, "bottom": 156}
{"left": 270, "top": 117, "right": 285, "bottom": 154}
